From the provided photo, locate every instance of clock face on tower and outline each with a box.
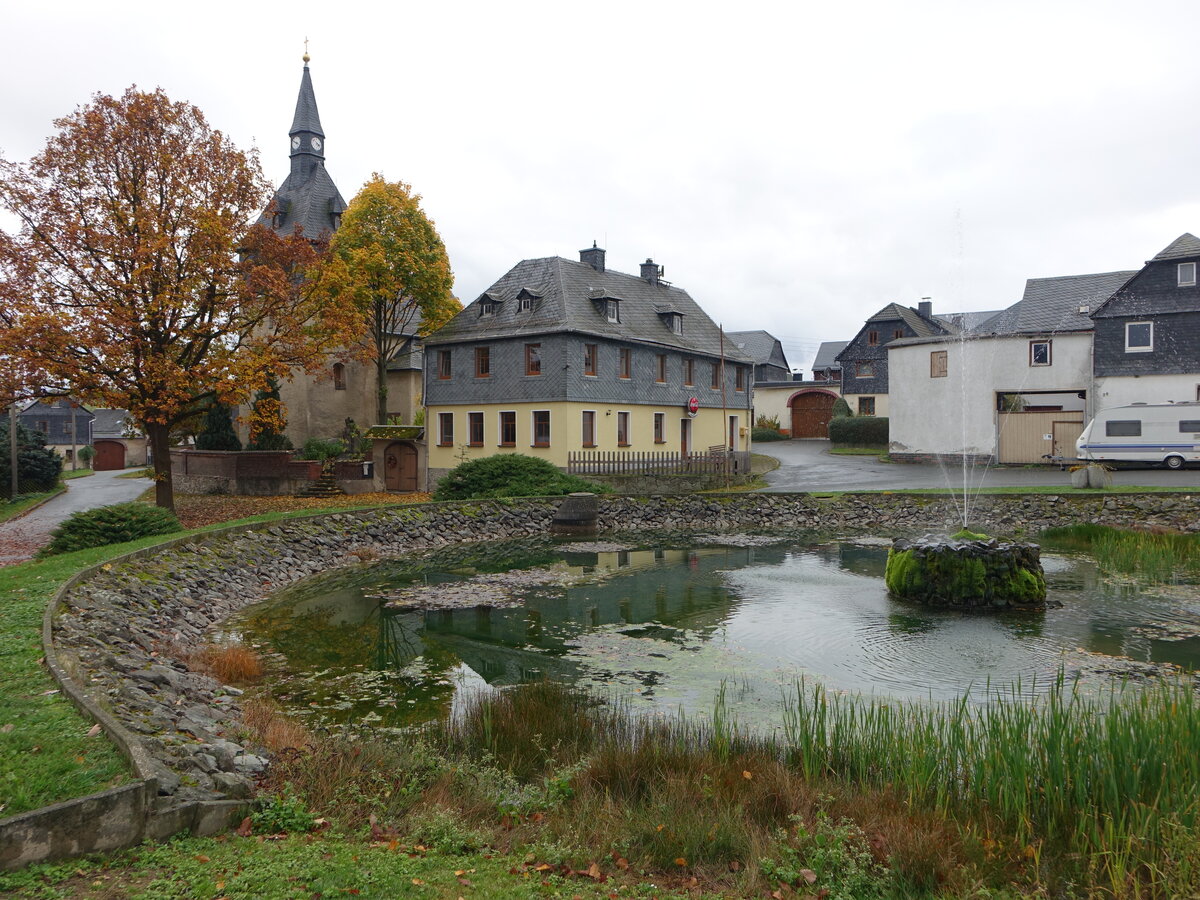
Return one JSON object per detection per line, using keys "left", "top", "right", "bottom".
{"left": 310, "top": 137, "right": 323, "bottom": 151}
{"left": 291, "top": 136, "right": 300, "bottom": 150}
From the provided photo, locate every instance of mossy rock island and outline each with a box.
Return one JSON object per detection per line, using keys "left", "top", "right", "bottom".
{"left": 885, "top": 533, "right": 1047, "bottom": 609}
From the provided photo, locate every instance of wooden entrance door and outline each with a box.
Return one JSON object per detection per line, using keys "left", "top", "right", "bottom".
{"left": 790, "top": 392, "right": 836, "bottom": 438}
{"left": 93, "top": 440, "right": 125, "bottom": 470}
{"left": 680, "top": 419, "right": 691, "bottom": 455}
{"left": 1052, "top": 420, "right": 1084, "bottom": 462}
{"left": 384, "top": 442, "right": 418, "bottom": 491}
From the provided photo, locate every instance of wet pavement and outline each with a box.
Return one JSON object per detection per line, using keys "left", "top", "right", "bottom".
{"left": 757, "top": 440, "right": 1200, "bottom": 492}
{"left": 0, "top": 469, "right": 151, "bottom": 566}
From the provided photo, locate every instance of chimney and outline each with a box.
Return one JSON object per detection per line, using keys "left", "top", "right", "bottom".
{"left": 640, "top": 258, "right": 662, "bottom": 285}
{"left": 580, "top": 241, "right": 605, "bottom": 272}
{"left": 918, "top": 298, "right": 933, "bottom": 318}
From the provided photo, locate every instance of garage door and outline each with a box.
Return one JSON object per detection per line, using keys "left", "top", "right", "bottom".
{"left": 790, "top": 392, "right": 837, "bottom": 439}
{"left": 93, "top": 440, "right": 126, "bottom": 470}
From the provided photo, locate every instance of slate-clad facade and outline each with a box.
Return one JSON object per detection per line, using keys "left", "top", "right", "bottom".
{"left": 424, "top": 247, "right": 754, "bottom": 479}
{"left": 836, "top": 302, "right": 952, "bottom": 416}
{"left": 19, "top": 398, "right": 94, "bottom": 462}
{"left": 1090, "top": 234, "right": 1200, "bottom": 407}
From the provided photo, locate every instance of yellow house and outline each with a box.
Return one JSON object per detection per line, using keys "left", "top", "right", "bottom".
{"left": 423, "top": 245, "right": 754, "bottom": 485}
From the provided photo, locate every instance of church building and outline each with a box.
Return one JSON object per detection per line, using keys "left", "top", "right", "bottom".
{"left": 264, "top": 54, "right": 425, "bottom": 448}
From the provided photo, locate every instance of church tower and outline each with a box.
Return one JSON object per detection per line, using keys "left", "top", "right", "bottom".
{"left": 264, "top": 52, "right": 347, "bottom": 238}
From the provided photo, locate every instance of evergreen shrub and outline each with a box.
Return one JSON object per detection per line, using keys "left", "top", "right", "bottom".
{"left": 434, "top": 454, "right": 607, "bottom": 501}
{"left": 828, "top": 416, "right": 888, "bottom": 446}
{"left": 751, "top": 427, "right": 788, "bottom": 442}
{"left": 299, "top": 438, "right": 346, "bottom": 461}
{"left": 831, "top": 397, "right": 853, "bottom": 418}
{"left": 0, "top": 421, "right": 63, "bottom": 498}
{"left": 41, "top": 502, "right": 182, "bottom": 556}
{"left": 195, "top": 403, "right": 242, "bottom": 451}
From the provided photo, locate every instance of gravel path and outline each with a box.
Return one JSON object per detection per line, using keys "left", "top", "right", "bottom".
{"left": 0, "top": 469, "right": 151, "bottom": 567}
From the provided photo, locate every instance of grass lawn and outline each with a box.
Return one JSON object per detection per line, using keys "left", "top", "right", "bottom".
{"left": 61, "top": 468, "right": 93, "bottom": 480}
{"left": 0, "top": 548, "right": 133, "bottom": 816}
{"left": 829, "top": 447, "right": 889, "bottom": 458}
{"left": 0, "top": 497, "right": 432, "bottom": 816}
{"left": 0, "top": 833, "right": 703, "bottom": 899}
{"left": 0, "top": 486, "right": 66, "bottom": 525}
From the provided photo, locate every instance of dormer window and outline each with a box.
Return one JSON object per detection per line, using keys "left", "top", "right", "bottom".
{"left": 667, "top": 313, "right": 683, "bottom": 334}
{"left": 479, "top": 301, "right": 497, "bottom": 318}
{"left": 516, "top": 288, "right": 540, "bottom": 312}
{"left": 606, "top": 300, "right": 621, "bottom": 323}
{"left": 1180, "top": 262, "right": 1196, "bottom": 286}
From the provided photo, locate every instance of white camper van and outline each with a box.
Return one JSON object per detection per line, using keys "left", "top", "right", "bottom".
{"left": 1076, "top": 402, "right": 1200, "bottom": 469}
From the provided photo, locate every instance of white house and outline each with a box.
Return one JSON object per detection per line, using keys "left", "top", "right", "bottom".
{"left": 888, "top": 271, "right": 1132, "bottom": 464}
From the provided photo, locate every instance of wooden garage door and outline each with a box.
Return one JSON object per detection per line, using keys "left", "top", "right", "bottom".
{"left": 997, "top": 411, "right": 1084, "bottom": 464}
{"left": 790, "top": 393, "right": 837, "bottom": 439}
{"left": 93, "top": 440, "right": 126, "bottom": 470}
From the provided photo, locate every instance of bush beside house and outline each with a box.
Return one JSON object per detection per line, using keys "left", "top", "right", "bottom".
{"left": 434, "top": 454, "right": 606, "bottom": 501}
{"left": 829, "top": 416, "right": 889, "bottom": 447}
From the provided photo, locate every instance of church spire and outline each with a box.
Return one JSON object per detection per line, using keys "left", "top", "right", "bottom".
{"left": 289, "top": 52, "right": 326, "bottom": 172}
{"left": 264, "top": 50, "right": 346, "bottom": 238}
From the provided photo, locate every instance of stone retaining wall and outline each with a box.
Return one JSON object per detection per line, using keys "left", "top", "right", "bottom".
{"left": 5, "top": 491, "right": 1198, "bottom": 869}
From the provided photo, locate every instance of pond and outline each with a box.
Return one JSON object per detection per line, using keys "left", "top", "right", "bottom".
{"left": 226, "top": 535, "right": 1200, "bottom": 733}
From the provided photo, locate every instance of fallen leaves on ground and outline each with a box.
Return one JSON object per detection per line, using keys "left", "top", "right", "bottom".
{"left": 172, "top": 492, "right": 430, "bottom": 529}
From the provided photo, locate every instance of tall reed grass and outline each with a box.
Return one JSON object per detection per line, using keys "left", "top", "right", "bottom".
{"left": 1041, "top": 524, "right": 1200, "bottom": 583}
{"left": 781, "top": 673, "right": 1200, "bottom": 896}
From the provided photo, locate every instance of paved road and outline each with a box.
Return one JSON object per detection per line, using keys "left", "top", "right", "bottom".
{"left": 0, "top": 469, "right": 151, "bottom": 567}
{"left": 757, "top": 440, "right": 1200, "bottom": 492}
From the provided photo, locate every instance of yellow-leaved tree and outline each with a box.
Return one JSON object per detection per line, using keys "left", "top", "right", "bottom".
{"left": 330, "top": 175, "right": 460, "bottom": 425}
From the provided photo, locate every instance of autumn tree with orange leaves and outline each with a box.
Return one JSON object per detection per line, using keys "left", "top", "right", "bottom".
{"left": 0, "top": 87, "right": 363, "bottom": 510}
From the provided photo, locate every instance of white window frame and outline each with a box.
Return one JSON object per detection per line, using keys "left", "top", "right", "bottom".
{"left": 581, "top": 409, "right": 597, "bottom": 447}
{"left": 1029, "top": 340, "right": 1052, "bottom": 367}
{"left": 531, "top": 409, "right": 551, "bottom": 447}
{"left": 437, "top": 412, "right": 454, "bottom": 446}
{"left": 518, "top": 295, "right": 533, "bottom": 312}
{"left": 498, "top": 410, "right": 517, "bottom": 447}
{"left": 1179, "top": 262, "right": 1196, "bottom": 286}
{"left": 467, "top": 410, "right": 484, "bottom": 447}
{"left": 1125, "top": 321, "right": 1154, "bottom": 353}
{"left": 606, "top": 300, "right": 620, "bottom": 323}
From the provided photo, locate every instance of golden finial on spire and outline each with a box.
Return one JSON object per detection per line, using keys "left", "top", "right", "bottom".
{"left": 303, "top": 37, "right": 310, "bottom": 64}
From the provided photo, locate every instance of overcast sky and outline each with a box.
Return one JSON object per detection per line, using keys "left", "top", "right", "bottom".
{"left": 4, "top": 1, "right": 1200, "bottom": 373}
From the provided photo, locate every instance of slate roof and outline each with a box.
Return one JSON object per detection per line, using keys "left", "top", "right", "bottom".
{"left": 727, "top": 330, "right": 789, "bottom": 369}
{"left": 935, "top": 310, "right": 1003, "bottom": 333}
{"left": 983, "top": 271, "right": 1135, "bottom": 335}
{"left": 91, "top": 409, "right": 137, "bottom": 439}
{"left": 866, "top": 302, "right": 953, "bottom": 337}
{"left": 289, "top": 64, "right": 325, "bottom": 137}
{"left": 424, "top": 257, "right": 754, "bottom": 363}
{"left": 260, "top": 61, "right": 347, "bottom": 240}
{"left": 1151, "top": 233, "right": 1200, "bottom": 262}
{"left": 812, "top": 341, "right": 848, "bottom": 370}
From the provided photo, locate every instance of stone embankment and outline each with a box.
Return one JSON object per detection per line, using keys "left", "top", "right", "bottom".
{"left": 9, "top": 490, "right": 1197, "bottom": 868}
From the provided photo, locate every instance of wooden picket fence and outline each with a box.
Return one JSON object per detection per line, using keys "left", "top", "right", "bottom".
{"left": 567, "top": 448, "right": 750, "bottom": 476}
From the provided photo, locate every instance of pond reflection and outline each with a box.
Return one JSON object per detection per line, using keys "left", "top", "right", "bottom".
{"left": 227, "top": 537, "right": 1200, "bottom": 732}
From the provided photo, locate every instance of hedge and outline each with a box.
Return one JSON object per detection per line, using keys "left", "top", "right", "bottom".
{"left": 828, "top": 415, "right": 889, "bottom": 446}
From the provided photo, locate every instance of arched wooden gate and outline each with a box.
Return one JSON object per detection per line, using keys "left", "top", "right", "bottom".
{"left": 789, "top": 390, "right": 838, "bottom": 439}
{"left": 93, "top": 440, "right": 126, "bottom": 470}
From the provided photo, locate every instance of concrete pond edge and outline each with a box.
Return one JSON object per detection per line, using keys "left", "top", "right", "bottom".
{"left": 2, "top": 490, "right": 1198, "bottom": 870}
